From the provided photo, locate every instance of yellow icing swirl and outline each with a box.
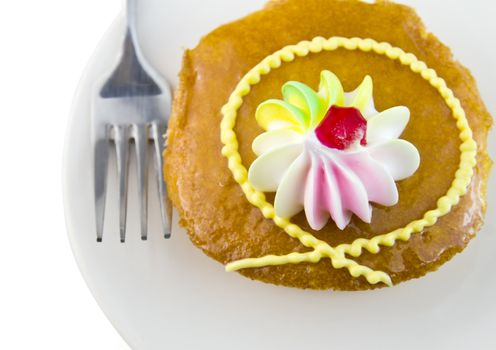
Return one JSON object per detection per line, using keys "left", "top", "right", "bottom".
{"left": 219, "top": 36, "right": 477, "bottom": 286}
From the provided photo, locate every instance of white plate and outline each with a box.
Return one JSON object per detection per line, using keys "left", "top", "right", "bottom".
{"left": 63, "top": 1, "right": 496, "bottom": 349}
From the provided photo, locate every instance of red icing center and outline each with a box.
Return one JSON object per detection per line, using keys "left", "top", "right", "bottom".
{"left": 315, "top": 105, "right": 367, "bottom": 150}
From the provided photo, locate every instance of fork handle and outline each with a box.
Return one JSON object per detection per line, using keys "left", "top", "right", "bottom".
{"left": 125, "top": 0, "right": 139, "bottom": 49}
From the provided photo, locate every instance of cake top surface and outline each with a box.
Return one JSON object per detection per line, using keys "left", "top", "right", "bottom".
{"left": 165, "top": 0, "right": 492, "bottom": 290}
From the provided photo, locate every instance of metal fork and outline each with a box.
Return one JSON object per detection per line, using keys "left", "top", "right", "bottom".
{"left": 91, "top": 0, "right": 172, "bottom": 242}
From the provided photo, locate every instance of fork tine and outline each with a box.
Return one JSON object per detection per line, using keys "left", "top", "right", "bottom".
{"left": 114, "top": 125, "right": 131, "bottom": 242}
{"left": 94, "top": 128, "right": 110, "bottom": 242}
{"left": 133, "top": 124, "right": 148, "bottom": 240}
{"left": 151, "top": 122, "right": 172, "bottom": 238}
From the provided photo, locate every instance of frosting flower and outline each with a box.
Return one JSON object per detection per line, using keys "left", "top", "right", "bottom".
{"left": 248, "top": 71, "right": 420, "bottom": 230}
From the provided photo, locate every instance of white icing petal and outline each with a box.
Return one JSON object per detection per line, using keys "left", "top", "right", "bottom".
{"left": 367, "top": 139, "right": 421, "bottom": 181}
{"left": 252, "top": 129, "right": 304, "bottom": 156}
{"left": 274, "top": 153, "right": 309, "bottom": 218}
{"left": 248, "top": 143, "right": 303, "bottom": 192}
{"left": 366, "top": 106, "right": 410, "bottom": 144}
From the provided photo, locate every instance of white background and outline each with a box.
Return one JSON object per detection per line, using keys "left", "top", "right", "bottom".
{"left": 0, "top": 1, "right": 494, "bottom": 349}
{"left": 0, "top": 1, "right": 129, "bottom": 349}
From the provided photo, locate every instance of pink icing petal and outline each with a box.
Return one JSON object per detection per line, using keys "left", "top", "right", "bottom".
{"left": 329, "top": 157, "right": 371, "bottom": 223}
{"left": 341, "top": 152, "right": 398, "bottom": 206}
{"left": 321, "top": 158, "right": 352, "bottom": 229}
{"left": 304, "top": 153, "right": 358, "bottom": 230}
{"left": 304, "top": 153, "right": 332, "bottom": 230}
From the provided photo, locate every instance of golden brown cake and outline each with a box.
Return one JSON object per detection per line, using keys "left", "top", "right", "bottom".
{"left": 164, "top": 0, "right": 493, "bottom": 290}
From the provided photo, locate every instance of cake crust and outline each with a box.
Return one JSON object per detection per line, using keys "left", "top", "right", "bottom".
{"left": 165, "top": 0, "right": 492, "bottom": 290}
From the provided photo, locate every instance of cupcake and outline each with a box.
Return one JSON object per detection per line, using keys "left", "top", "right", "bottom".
{"left": 164, "top": 0, "right": 493, "bottom": 290}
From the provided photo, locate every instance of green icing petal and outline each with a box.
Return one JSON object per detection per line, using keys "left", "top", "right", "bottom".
{"left": 318, "top": 70, "right": 345, "bottom": 114}
{"left": 256, "top": 99, "right": 308, "bottom": 132}
{"left": 282, "top": 81, "right": 326, "bottom": 129}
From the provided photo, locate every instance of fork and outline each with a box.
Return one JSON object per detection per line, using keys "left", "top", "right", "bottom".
{"left": 91, "top": 0, "right": 172, "bottom": 242}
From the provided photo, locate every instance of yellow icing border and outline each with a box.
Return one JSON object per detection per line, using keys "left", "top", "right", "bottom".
{"left": 219, "top": 37, "right": 477, "bottom": 286}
